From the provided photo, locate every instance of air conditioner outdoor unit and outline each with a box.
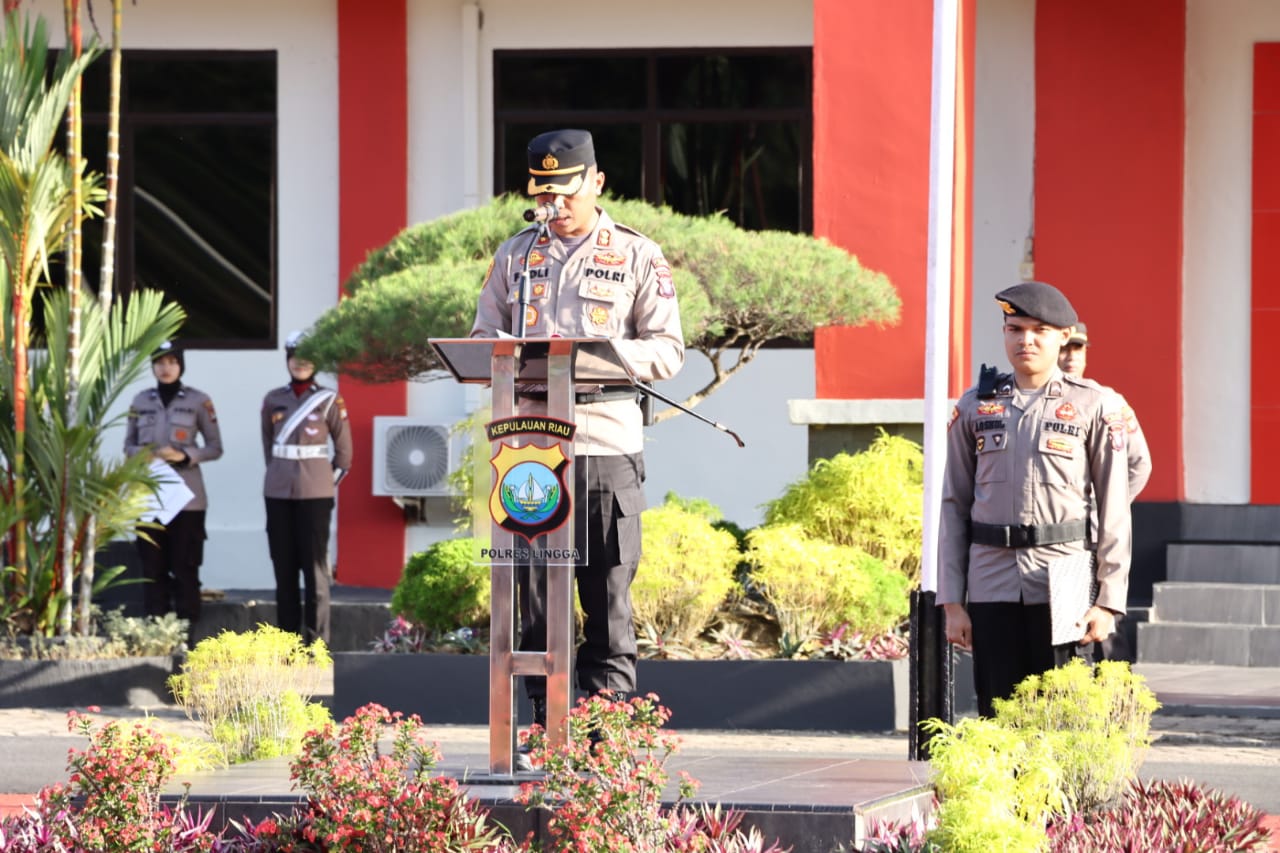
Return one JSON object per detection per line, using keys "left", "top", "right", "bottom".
{"left": 372, "top": 417, "right": 463, "bottom": 497}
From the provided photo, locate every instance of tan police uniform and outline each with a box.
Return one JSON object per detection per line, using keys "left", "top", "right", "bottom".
{"left": 938, "top": 368, "right": 1132, "bottom": 613}
{"left": 124, "top": 384, "right": 223, "bottom": 620}
{"left": 471, "top": 207, "right": 685, "bottom": 451}
{"left": 261, "top": 380, "right": 353, "bottom": 644}
{"left": 938, "top": 365, "right": 1133, "bottom": 715}
{"left": 261, "top": 382, "right": 353, "bottom": 499}
{"left": 471, "top": 206, "right": 684, "bottom": 703}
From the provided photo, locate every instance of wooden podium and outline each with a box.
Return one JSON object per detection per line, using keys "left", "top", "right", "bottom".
{"left": 429, "top": 336, "right": 636, "bottom": 775}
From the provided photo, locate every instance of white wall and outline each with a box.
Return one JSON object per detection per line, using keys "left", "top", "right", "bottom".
{"left": 971, "top": 0, "right": 1036, "bottom": 383}
{"left": 24, "top": 0, "right": 341, "bottom": 588}
{"left": 1183, "top": 0, "right": 1280, "bottom": 503}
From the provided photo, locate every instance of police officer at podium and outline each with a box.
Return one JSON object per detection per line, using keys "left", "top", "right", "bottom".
{"left": 471, "top": 129, "right": 685, "bottom": 729}
{"left": 937, "top": 282, "right": 1133, "bottom": 716}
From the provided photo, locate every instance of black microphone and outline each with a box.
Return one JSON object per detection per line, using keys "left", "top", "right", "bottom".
{"left": 523, "top": 202, "right": 559, "bottom": 224}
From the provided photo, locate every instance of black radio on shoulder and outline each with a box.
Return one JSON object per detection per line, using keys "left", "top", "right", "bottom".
{"left": 977, "top": 363, "right": 1000, "bottom": 399}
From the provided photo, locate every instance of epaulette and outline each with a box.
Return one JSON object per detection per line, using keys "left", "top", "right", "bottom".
{"left": 613, "top": 222, "right": 652, "bottom": 240}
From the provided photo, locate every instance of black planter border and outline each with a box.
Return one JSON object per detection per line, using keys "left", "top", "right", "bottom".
{"left": 0, "top": 656, "right": 177, "bottom": 708}
{"left": 332, "top": 652, "right": 976, "bottom": 731}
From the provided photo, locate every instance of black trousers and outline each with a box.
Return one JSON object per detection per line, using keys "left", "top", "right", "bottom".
{"left": 520, "top": 453, "right": 645, "bottom": 701}
{"left": 137, "top": 509, "right": 206, "bottom": 623}
{"left": 265, "top": 497, "right": 333, "bottom": 645}
{"left": 968, "top": 600, "right": 1095, "bottom": 718}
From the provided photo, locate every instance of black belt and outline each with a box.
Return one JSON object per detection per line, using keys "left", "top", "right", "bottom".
{"left": 517, "top": 385, "right": 638, "bottom": 405}
{"left": 970, "top": 520, "right": 1087, "bottom": 548}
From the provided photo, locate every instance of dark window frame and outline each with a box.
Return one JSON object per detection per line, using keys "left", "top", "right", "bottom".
{"left": 75, "top": 49, "right": 279, "bottom": 351}
{"left": 493, "top": 46, "right": 813, "bottom": 233}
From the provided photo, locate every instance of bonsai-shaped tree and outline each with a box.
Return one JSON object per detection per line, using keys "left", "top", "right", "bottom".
{"left": 298, "top": 194, "right": 900, "bottom": 421}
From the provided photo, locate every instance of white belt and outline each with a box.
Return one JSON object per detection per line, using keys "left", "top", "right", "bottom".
{"left": 272, "top": 444, "right": 329, "bottom": 460}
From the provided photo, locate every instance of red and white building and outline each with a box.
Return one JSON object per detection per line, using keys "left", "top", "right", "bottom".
{"left": 21, "top": 0, "right": 1277, "bottom": 604}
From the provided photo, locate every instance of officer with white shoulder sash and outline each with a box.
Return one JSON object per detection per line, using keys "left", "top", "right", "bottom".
{"left": 260, "top": 329, "right": 353, "bottom": 644}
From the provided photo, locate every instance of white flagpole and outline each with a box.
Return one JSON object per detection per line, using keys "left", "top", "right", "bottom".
{"left": 922, "top": 0, "right": 959, "bottom": 595}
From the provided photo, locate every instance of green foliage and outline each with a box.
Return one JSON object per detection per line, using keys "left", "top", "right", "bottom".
{"left": 632, "top": 494, "right": 741, "bottom": 651}
{"left": 1, "top": 15, "right": 178, "bottom": 638}
{"left": 0, "top": 286, "right": 184, "bottom": 635}
{"left": 745, "top": 523, "right": 909, "bottom": 655}
{"left": 298, "top": 193, "right": 899, "bottom": 400}
{"left": 764, "top": 430, "right": 924, "bottom": 586}
{"left": 923, "top": 716, "right": 1064, "bottom": 852}
{"left": 992, "top": 658, "right": 1159, "bottom": 813}
{"left": 390, "top": 537, "right": 490, "bottom": 634}
{"left": 923, "top": 660, "right": 1161, "bottom": 852}
{"left": 0, "top": 607, "right": 188, "bottom": 659}
{"left": 167, "top": 625, "right": 332, "bottom": 766}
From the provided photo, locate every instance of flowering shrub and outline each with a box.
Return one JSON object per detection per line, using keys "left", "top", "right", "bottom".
{"left": 519, "top": 693, "right": 789, "bottom": 853}
{"left": 0, "top": 708, "right": 219, "bottom": 853}
{"left": 1046, "top": 778, "right": 1273, "bottom": 852}
{"left": 225, "top": 703, "right": 509, "bottom": 852}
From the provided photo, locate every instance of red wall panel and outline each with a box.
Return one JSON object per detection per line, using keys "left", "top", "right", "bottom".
{"left": 1034, "top": 0, "right": 1185, "bottom": 501}
{"left": 1253, "top": 44, "right": 1280, "bottom": 501}
{"left": 336, "top": 0, "right": 409, "bottom": 587}
{"left": 812, "top": 0, "right": 933, "bottom": 399}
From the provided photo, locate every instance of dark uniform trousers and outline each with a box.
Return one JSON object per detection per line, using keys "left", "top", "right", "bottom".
{"left": 266, "top": 497, "right": 333, "bottom": 645}
{"left": 520, "top": 452, "right": 645, "bottom": 701}
{"left": 138, "top": 509, "right": 206, "bottom": 622}
{"left": 968, "top": 600, "right": 1096, "bottom": 718}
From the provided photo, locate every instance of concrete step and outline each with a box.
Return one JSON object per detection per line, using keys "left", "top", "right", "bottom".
{"left": 1137, "top": 622, "right": 1280, "bottom": 667}
{"left": 1151, "top": 582, "right": 1280, "bottom": 626}
{"left": 1166, "top": 543, "right": 1280, "bottom": 584}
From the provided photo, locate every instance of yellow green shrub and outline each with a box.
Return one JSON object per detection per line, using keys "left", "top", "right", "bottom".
{"left": 632, "top": 496, "right": 740, "bottom": 649}
{"left": 168, "top": 624, "right": 331, "bottom": 765}
{"left": 763, "top": 430, "right": 923, "bottom": 585}
{"left": 923, "top": 659, "right": 1160, "bottom": 850}
{"left": 745, "top": 524, "right": 909, "bottom": 652}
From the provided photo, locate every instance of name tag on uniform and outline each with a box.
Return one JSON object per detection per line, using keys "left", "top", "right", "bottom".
{"left": 1039, "top": 431, "right": 1076, "bottom": 458}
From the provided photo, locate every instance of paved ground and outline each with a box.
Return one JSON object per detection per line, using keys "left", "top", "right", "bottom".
{"left": 2, "top": 661, "right": 1279, "bottom": 846}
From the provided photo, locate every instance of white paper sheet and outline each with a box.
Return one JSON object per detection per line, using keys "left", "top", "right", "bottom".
{"left": 141, "top": 458, "right": 195, "bottom": 526}
{"left": 1048, "top": 551, "right": 1098, "bottom": 646}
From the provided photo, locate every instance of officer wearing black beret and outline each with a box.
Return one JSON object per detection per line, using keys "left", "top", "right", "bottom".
{"left": 472, "top": 129, "right": 684, "bottom": 752}
{"left": 937, "top": 281, "right": 1135, "bottom": 715}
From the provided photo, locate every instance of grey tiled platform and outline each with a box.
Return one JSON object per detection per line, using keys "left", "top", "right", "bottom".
{"left": 165, "top": 744, "right": 933, "bottom": 852}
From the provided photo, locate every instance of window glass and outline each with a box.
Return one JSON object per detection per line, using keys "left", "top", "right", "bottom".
{"left": 132, "top": 123, "right": 274, "bottom": 341}
{"left": 660, "top": 120, "right": 805, "bottom": 232}
{"left": 494, "top": 56, "right": 646, "bottom": 111}
{"left": 494, "top": 49, "right": 811, "bottom": 233}
{"left": 48, "top": 51, "right": 277, "bottom": 347}
{"left": 655, "top": 53, "right": 810, "bottom": 110}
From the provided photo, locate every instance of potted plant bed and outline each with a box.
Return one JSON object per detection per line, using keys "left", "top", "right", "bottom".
{"left": 332, "top": 651, "right": 976, "bottom": 731}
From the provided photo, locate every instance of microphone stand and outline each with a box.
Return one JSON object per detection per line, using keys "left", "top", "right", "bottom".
{"left": 514, "top": 221, "right": 549, "bottom": 339}
{"left": 632, "top": 380, "right": 745, "bottom": 448}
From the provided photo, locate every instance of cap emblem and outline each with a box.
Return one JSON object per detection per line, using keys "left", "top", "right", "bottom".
{"left": 996, "top": 299, "right": 1016, "bottom": 315}
{"left": 542, "top": 153, "right": 560, "bottom": 170}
